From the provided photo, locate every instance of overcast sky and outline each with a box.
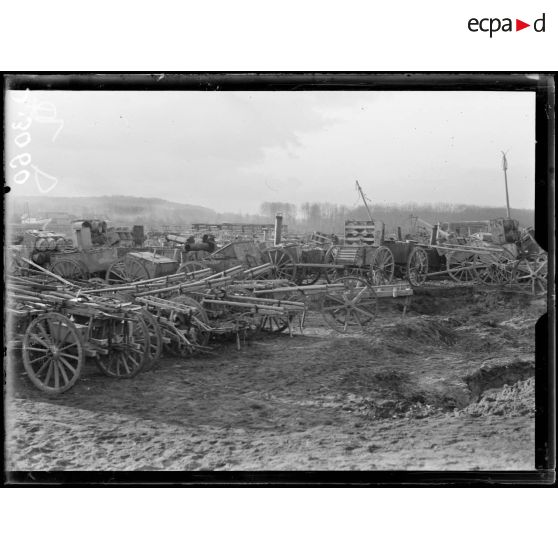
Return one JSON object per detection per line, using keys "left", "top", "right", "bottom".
{"left": 6, "top": 89, "right": 535, "bottom": 214}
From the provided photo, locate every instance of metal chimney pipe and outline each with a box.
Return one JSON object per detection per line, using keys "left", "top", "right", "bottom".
{"left": 274, "top": 213, "right": 283, "bottom": 246}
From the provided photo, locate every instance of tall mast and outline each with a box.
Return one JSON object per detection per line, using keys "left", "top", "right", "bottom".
{"left": 355, "top": 180, "right": 374, "bottom": 221}
{"left": 502, "top": 151, "right": 511, "bottom": 218}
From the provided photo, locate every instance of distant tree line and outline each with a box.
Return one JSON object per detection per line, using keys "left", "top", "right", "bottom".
{"left": 9, "top": 195, "right": 534, "bottom": 233}
{"left": 259, "top": 201, "right": 535, "bottom": 234}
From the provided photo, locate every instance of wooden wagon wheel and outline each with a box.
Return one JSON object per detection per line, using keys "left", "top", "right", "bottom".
{"left": 178, "top": 261, "right": 209, "bottom": 274}
{"left": 324, "top": 246, "right": 342, "bottom": 283}
{"left": 166, "top": 295, "right": 210, "bottom": 355}
{"left": 406, "top": 246, "right": 429, "bottom": 287}
{"left": 512, "top": 253, "right": 548, "bottom": 295}
{"left": 140, "top": 309, "right": 163, "bottom": 370}
{"left": 105, "top": 257, "right": 150, "bottom": 284}
{"left": 264, "top": 248, "right": 296, "bottom": 281}
{"left": 320, "top": 275, "right": 377, "bottom": 334}
{"left": 95, "top": 314, "right": 149, "bottom": 378}
{"left": 446, "top": 250, "right": 477, "bottom": 283}
{"left": 22, "top": 312, "right": 85, "bottom": 394}
{"left": 50, "top": 258, "right": 88, "bottom": 281}
{"left": 475, "top": 251, "right": 515, "bottom": 285}
{"left": 369, "top": 246, "right": 395, "bottom": 285}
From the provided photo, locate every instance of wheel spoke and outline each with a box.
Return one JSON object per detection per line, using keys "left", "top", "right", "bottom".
{"left": 53, "top": 362, "right": 60, "bottom": 390}
{"left": 58, "top": 356, "right": 78, "bottom": 377}
{"left": 35, "top": 324, "right": 52, "bottom": 344}
{"left": 35, "top": 358, "right": 51, "bottom": 378}
{"left": 352, "top": 309, "right": 363, "bottom": 328}
{"left": 26, "top": 345, "right": 49, "bottom": 353}
{"left": 353, "top": 306, "right": 377, "bottom": 320}
{"left": 57, "top": 362, "right": 70, "bottom": 385}
{"left": 121, "top": 355, "right": 132, "bottom": 376}
{"left": 28, "top": 355, "right": 48, "bottom": 365}
{"left": 44, "top": 361, "right": 54, "bottom": 386}
{"left": 342, "top": 312, "right": 350, "bottom": 332}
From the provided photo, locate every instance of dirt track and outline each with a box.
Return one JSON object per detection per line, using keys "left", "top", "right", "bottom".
{"left": 5, "top": 287, "right": 543, "bottom": 471}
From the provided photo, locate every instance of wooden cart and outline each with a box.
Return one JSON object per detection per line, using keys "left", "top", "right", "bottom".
{"left": 7, "top": 278, "right": 151, "bottom": 393}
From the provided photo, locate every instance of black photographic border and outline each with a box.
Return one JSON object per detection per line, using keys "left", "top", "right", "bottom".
{"left": 2, "top": 72, "right": 555, "bottom": 486}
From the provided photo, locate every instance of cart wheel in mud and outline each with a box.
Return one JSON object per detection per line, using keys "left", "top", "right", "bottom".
{"left": 406, "top": 246, "right": 429, "bottom": 287}
{"left": 50, "top": 259, "right": 89, "bottom": 281}
{"left": 140, "top": 309, "right": 163, "bottom": 370}
{"left": 178, "top": 261, "right": 209, "bottom": 274}
{"left": 166, "top": 295, "right": 211, "bottom": 355}
{"left": 324, "top": 246, "right": 342, "bottom": 283}
{"left": 446, "top": 251, "right": 477, "bottom": 283}
{"left": 320, "top": 275, "right": 377, "bottom": 334}
{"left": 369, "top": 246, "right": 395, "bottom": 285}
{"left": 105, "top": 257, "right": 150, "bottom": 284}
{"left": 95, "top": 315, "right": 150, "bottom": 378}
{"left": 264, "top": 248, "right": 296, "bottom": 282}
{"left": 512, "top": 253, "right": 547, "bottom": 295}
{"left": 22, "top": 312, "right": 85, "bottom": 394}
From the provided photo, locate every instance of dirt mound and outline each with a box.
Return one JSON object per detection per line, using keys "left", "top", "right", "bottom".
{"left": 458, "top": 378, "right": 534, "bottom": 418}
{"left": 463, "top": 358, "right": 535, "bottom": 402}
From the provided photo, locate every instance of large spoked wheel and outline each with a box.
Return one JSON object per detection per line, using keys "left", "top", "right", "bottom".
{"left": 446, "top": 251, "right": 477, "bottom": 283}
{"left": 105, "top": 257, "right": 150, "bottom": 285}
{"left": 407, "top": 246, "right": 429, "bottom": 287}
{"left": 320, "top": 275, "right": 377, "bottom": 334}
{"left": 178, "top": 261, "right": 209, "bottom": 274}
{"left": 140, "top": 309, "right": 163, "bottom": 370}
{"left": 22, "top": 312, "right": 85, "bottom": 394}
{"left": 369, "top": 246, "right": 395, "bottom": 285}
{"left": 475, "top": 251, "right": 515, "bottom": 285}
{"left": 95, "top": 315, "right": 149, "bottom": 378}
{"left": 513, "top": 253, "right": 548, "bottom": 295}
{"left": 324, "top": 246, "right": 343, "bottom": 283}
{"left": 265, "top": 248, "right": 296, "bottom": 281}
{"left": 50, "top": 258, "right": 88, "bottom": 281}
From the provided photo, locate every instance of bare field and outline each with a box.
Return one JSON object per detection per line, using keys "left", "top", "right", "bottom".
{"left": 5, "top": 287, "right": 543, "bottom": 471}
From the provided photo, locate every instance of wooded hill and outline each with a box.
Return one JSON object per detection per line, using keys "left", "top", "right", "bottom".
{"left": 8, "top": 195, "right": 535, "bottom": 234}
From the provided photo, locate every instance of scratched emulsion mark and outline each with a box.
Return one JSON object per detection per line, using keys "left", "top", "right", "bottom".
{"left": 8, "top": 89, "right": 65, "bottom": 194}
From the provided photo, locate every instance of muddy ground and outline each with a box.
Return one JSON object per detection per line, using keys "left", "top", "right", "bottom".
{"left": 4, "top": 285, "right": 544, "bottom": 471}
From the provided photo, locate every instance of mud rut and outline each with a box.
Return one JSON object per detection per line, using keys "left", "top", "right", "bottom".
{"left": 5, "top": 285, "right": 544, "bottom": 471}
